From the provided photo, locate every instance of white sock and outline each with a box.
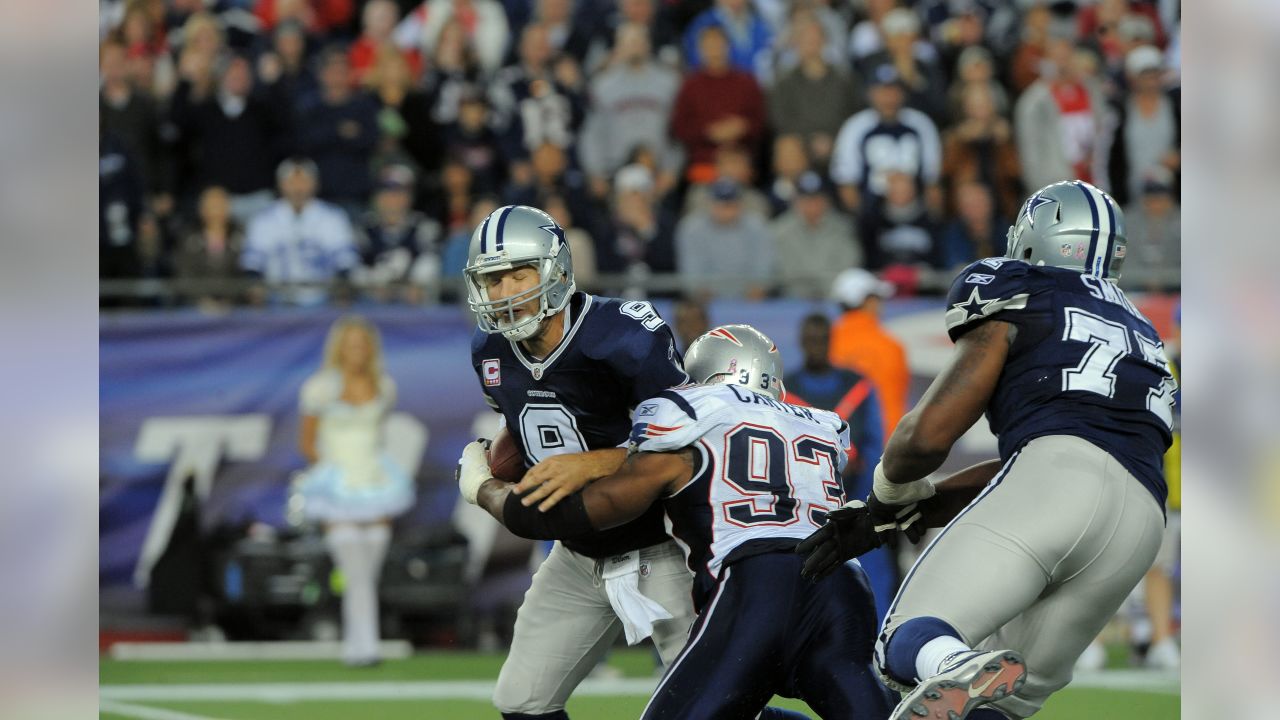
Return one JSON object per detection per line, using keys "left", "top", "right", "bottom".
{"left": 917, "top": 635, "right": 973, "bottom": 680}
{"left": 326, "top": 524, "right": 387, "bottom": 662}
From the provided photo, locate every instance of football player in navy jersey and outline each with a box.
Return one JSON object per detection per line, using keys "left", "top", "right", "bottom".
{"left": 797, "top": 180, "right": 1178, "bottom": 719}
{"left": 453, "top": 205, "right": 700, "bottom": 720}
{"left": 464, "top": 325, "right": 897, "bottom": 720}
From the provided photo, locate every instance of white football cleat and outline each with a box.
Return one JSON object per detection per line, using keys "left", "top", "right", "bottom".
{"left": 892, "top": 649, "right": 1026, "bottom": 720}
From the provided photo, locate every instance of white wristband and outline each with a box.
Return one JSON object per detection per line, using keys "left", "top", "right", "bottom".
{"left": 872, "top": 462, "right": 936, "bottom": 505}
{"left": 458, "top": 440, "right": 495, "bottom": 505}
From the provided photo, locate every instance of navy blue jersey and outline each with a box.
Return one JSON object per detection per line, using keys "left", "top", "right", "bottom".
{"left": 472, "top": 292, "right": 689, "bottom": 558}
{"left": 944, "top": 258, "right": 1177, "bottom": 506}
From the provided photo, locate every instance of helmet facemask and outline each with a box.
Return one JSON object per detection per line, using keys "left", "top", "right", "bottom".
{"left": 465, "top": 248, "right": 574, "bottom": 342}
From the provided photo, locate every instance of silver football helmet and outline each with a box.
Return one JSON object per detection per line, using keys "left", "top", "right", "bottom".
{"left": 1005, "top": 180, "right": 1127, "bottom": 281}
{"left": 464, "top": 205, "right": 576, "bottom": 341}
{"left": 684, "top": 325, "right": 785, "bottom": 401}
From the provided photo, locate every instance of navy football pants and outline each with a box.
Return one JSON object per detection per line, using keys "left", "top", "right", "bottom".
{"left": 641, "top": 552, "right": 894, "bottom": 720}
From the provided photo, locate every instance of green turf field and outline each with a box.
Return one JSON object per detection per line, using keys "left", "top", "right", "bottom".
{"left": 100, "top": 649, "right": 1179, "bottom": 719}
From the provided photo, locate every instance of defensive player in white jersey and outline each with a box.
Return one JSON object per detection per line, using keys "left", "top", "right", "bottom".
{"left": 462, "top": 325, "right": 897, "bottom": 720}
{"left": 798, "top": 180, "right": 1177, "bottom": 719}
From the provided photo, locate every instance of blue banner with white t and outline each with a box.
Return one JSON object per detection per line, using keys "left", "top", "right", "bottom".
{"left": 99, "top": 298, "right": 950, "bottom": 595}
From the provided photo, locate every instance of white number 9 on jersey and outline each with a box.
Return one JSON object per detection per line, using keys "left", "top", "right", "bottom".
{"left": 619, "top": 301, "right": 665, "bottom": 331}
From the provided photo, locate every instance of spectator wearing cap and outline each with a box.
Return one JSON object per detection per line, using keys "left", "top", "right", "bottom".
{"left": 1117, "top": 167, "right": 1179, "bottom": 293}
{"left": 860, "top": 7, "right": 948, "bottom": 123}
{"left": 393, "top": 0, "right": 511, "bottom": 76}
{"left": 241, "top": 158, "right": 360, "bottom": 306}
{"left": 1106, "top": 44, "right": 1179, "bottom": 206}
{"left": 830, "top": 63, "right": 943, "bottom": 218}
{"left": 770, "top": 171, "right": 862, "bottom": 298}
{"left": 683, "top": 145, "right": 772, "bottom": 220}
{"left": 941, "top": 81, "right": 1022, "bottom": 220}
{"left": 354, "top": 164, "right": 442, "bottom": 303}
{"left": 681, "top": 0, "right": 773, "bottom": 81}
{"left": 765, "top": 134, "right": 813, "bottom": 215}
{"left": 937, "top": 179, "right": 1007, "bottom": 269}
{"left": 669, "top": 25, "right": 767, "bottom": 184}
{"left": 674, "top": 178, "right": 774, "bottom": 300}
{"left": 767, "top": 14, "right": 864, "bottom": 166}
{"left": 295, "top": 48, "right": 381, "bottom": 214}
{"left": 1014, "top": 32, "right": 1110, "bottom": 191}
{"left": 599, "top": 164, "right": 677, "bottom": 293}
{"left": 828, "top": 267, "right": 908, "bottom": 437}
{"left": 577, "top": 23, "right": 681, "bottom": 200}
{"left": 170, "top": 52, "right": 290, "bottom": 224}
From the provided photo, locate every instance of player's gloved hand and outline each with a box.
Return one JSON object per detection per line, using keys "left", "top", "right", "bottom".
{"left": 869, "top": 462, "right": 936, "bottom": 543}
{"left": 796, "top": 500, "right": 885, "bottom": 581}
{"left": 456, "top": 438, "right": 493, "bottom": 505}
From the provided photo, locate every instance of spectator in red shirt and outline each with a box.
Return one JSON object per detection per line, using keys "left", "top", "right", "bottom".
{"left": 669, "top": 25, "right": 766, "bottom": 184}
{"left": 255, "top": 0, "right": 354, "bottom": 37}
{"left": 1014, "top": 34, "right": 1110, "bottom": 191}
{"left": 349, "top": 0, "right": 423, "bottom": 85}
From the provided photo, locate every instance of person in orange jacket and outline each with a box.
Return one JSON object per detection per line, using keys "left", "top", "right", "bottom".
{"left": 828, "top": 268, "right": 909, "bottom": 438}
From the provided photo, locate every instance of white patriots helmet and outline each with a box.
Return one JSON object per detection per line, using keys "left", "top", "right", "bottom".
{"left": 463, "top": 205, "right": 576, "bottom": 341}
{"left": 1005, "top": 180, "right": 1128, "bottom": 281}
{"left": 684, "top": 325, "right": 785, "bottom": 401}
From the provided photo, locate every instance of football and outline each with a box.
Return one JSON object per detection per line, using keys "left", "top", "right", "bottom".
{"left": 486, "top": 427, "right": 527, "bottom": 483}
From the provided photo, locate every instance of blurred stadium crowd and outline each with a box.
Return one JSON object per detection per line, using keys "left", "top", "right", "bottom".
{"left": 98, "top": 0, "right": 1181, "bottom": 307}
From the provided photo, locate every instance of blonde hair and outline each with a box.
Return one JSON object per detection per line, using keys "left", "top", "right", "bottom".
{"left": 321, "top": 314, "right": 385, "bottom": 379}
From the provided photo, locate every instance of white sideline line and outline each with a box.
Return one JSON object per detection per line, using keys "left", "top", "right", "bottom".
{"left": 100, "top": 671, "right": 1179, "bottom": 703}
{"left": 100, "top": 699, "right": 228, "bottom": 720}
{"left": 110, "top": 641, "right": 414, "bottom": 661}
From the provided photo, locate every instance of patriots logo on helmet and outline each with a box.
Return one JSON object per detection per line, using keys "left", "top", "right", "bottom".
{"left": 1022, "top": 193, "right": 1056, "bottom": 228}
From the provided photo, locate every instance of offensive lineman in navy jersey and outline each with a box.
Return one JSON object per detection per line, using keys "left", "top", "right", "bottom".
{"left": 465, "top": 325, "right": 897, "bottom": 719}
{"left": 454, "top": 205, "right": 699, "bottom": 720}
{"left": 798, "top": 180, "right": 1177, "bottom": 719}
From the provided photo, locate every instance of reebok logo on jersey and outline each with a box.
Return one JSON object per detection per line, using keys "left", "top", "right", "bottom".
{"left": 965, "top": 273, "right": 995, "bottom": 285}
{"left": 638, "top": 403, "right": 658, "bottom": 417}
{"left": 482, "top": 359, "right": 501, "bottom": 387}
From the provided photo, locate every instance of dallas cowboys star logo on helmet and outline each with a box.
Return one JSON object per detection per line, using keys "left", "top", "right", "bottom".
{"left": 952, "top": 287, "right": 997, "bottom": 323}
{"left": 1022, "top": 193, "right": 1056, "bottom": 228}
{"left": 539, "top": 223, "right": 567, "bottom": 250}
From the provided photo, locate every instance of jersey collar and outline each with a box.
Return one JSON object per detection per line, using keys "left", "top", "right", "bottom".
{"left": 510, "top": 292, "right": 592, "bottom": 379}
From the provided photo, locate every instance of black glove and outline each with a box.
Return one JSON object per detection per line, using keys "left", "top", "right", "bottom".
{"left": 796, "top": 500, "right": 885, "bottom": 581}
{"left": 866, "top": 492, "right": 928, "bottom": 544}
